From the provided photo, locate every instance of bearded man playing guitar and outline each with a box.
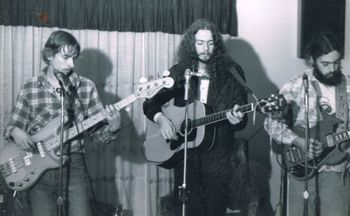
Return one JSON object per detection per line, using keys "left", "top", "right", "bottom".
{"left": 143, "top": 18, "right": 248, "bottom": 216}
{"left": 3, "top": 30, "right": 121, "bottom": 216}
{"left": 264, "top": 32, "right": 350, "bottom": 216}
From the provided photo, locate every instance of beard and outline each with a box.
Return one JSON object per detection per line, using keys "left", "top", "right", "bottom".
{"left": 313, "top": 67, "right": 343, "bottom": 86}
{"left": 197, "top": 52, "right": 212, "bottom": 64}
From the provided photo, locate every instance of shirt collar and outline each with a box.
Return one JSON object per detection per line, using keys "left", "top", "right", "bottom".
{"left": 37, "top": 67, "right": 81, "bottom": 88}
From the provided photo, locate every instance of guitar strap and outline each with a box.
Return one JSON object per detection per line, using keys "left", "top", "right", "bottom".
{"left": 229, "top": 66, "right": 253, "bottom": 95}
{"left": 229, "top": 66, "right": 259, "bottom": 124}
{"left": 311, "top": 77, "right": 349, "bottom": 132}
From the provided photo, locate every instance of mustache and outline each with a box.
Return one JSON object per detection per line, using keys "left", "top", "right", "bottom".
{"left": 313, "top": 68, "right": 343, "bottom": 86}
{"left": 324, "top": 71, "right": 338, "bottom": 78}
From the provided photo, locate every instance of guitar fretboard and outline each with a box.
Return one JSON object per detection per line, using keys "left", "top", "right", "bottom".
{"left": 45, "top": 94, "right": 137, "bottom": 151}
{"left": 192, "top": 103, "right": 254, "bottom": 128}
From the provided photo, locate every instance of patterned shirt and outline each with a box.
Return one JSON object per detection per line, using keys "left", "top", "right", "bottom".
{"left": 264, "top": 69, "right": 350, "bottom": 172}
{"left": 4, "top": 70, "right": 118, "bottom": 153}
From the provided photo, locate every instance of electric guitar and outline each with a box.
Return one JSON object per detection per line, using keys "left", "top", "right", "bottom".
{"left": 143, "top": 94, "right": 286, "bottom": 169}
{"left": 283, "top": 114, "right": 350, "bottom": 180}
{"left": 0, "top": 77, "right": 175, "bottom": 191}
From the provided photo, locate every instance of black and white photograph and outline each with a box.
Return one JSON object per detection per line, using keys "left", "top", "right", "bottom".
{"left": 0, "top": 0, "right": 349, "bottom": 216}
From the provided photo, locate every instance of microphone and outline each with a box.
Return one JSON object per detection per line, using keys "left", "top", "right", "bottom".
{"left": 184, "top": 69, "right": 191, "bottom": 101}
{"left": 187, "top": 70, "right": 210, "bottom": 78}
{"left": 184, "top": 69, "right": 192, "bottom": 80}
{"left": 303, "top": 73, "right": 309, "bottom": 110}
{"left": 183, "top": 69, "right": 211, "bottom": 100}
{"left": 54, "top": 72, "right": 70, "bottom": 94}
{"left": 190, "top": 72, "right": 206, "bottom": 78}
{"left": 302, "top": 73, "right": 309, "bottom": 92}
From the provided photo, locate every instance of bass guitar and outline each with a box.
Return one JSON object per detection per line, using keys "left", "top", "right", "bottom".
{"left": 143, "top": 94, "right": 286, "bottom": 169}
{"left": 283, "top": 114, "right": 350, "bottom": 180}
{"left": 0, "top": 77, "right": 174, "bottom": 191}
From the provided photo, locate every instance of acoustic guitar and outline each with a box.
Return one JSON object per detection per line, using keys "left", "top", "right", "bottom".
{"left": 143, "top": 94, "right": 286, "bottom": 169}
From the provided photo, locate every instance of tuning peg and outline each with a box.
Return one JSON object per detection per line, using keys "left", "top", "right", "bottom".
{"left": 139, "top": 77, "right": 148, "bottom": 84}
{"left": 162, "top": 70, "right": 170, "bottom": 77}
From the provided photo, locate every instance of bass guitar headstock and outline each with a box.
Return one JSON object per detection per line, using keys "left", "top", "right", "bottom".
{"left": 135, "top": 77, "right": 174, "bottom": 99}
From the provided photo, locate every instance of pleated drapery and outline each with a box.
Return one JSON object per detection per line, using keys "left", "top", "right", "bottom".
{"left": 0, "top": 0, "right": 239, "bottom": 212}
{"left": 0, "top": 0, "right": 238, "bottom": 35}
{"left": 0, "top": 25, "right": 181, "bottom": 216}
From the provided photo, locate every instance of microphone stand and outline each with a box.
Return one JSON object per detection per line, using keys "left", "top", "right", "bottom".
{"left": 178, "top": 70, "right": 191, "bottom": 216}
{"left": 56, "top": 82, "right": 66, "bottom": 216}
{"left": 303, "top": 77, "right": 310, "bottom": 216}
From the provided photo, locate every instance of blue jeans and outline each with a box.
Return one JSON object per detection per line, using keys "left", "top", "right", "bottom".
{"left": 29, "top": 153, "right": 92, "bottom": 216}
{"left": 287, "top": 171, "right": 350, "bottom": 216}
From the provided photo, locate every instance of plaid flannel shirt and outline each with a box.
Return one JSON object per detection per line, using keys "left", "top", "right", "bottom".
{"left": 4, "top": 71, "right": 118, "bottom": 153}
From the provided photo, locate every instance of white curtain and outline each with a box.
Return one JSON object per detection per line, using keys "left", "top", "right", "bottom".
{"left": 0, "top": 25, "right": 183, "bottom": 216}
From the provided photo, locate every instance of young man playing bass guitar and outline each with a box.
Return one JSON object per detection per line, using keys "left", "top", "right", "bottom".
{"left": 3, "top": 30, "right": 121, "bottom": 216}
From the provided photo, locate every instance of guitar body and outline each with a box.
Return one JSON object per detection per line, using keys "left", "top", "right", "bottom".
{"left": 0, "top": 77, "right": 176, "bottom": 191}
{"left": 143, "top": 94, "right": 287, "bottom": 169}
{"left": 283, "top": 114, "right": 348, "bottom": 180}
{"left": 143, "top": 101, "right": 216, "bottom": 169}
{"left": 0, "top": 117, "right": 69, "bottom": 191}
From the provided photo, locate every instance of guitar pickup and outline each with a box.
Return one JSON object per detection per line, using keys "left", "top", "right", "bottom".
{"left": 23, "top": 152, "right": 33, "bottom": 166}
{"left": 325, "top": 134, "right": 335, "bottom": 147}
{"left": 8, "top": 158, "right": 17, "bottom": 174}
{"left": 36, "top": 142, "right": 46, "bottom": 158}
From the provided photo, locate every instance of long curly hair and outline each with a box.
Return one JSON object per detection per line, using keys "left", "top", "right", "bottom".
{"left": 175, "top": 18, "right": 236, "bottom": 84}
